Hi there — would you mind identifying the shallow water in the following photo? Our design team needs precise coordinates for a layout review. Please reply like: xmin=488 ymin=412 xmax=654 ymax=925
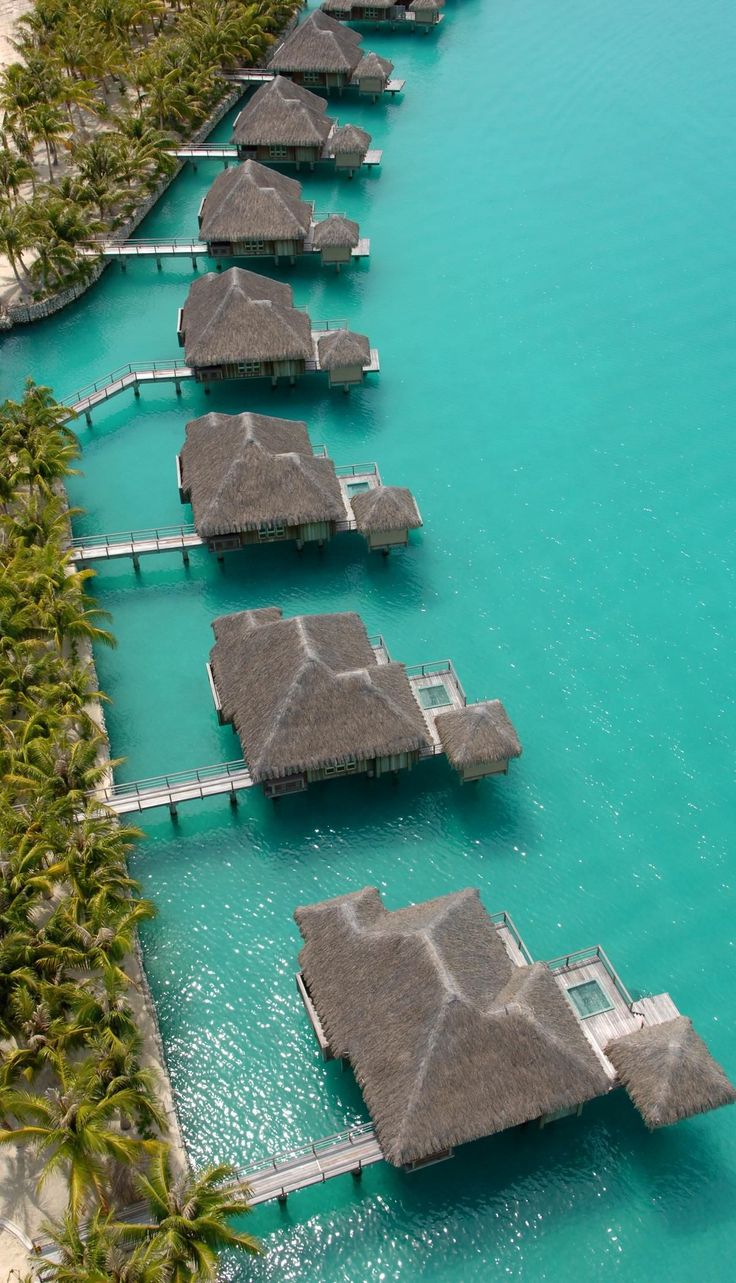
xmin=2 ymin=0 xmax=735 ymax=1278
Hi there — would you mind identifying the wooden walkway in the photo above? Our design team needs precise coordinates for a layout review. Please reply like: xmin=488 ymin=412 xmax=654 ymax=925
xmin=62 ymin=361 xmax=194 ymax=421
xmin=93 ymin=759 xmax=254 ymax=816
xmin=168 ymin=144 xmax=382 ymax=168
xmin=234 ymin=1123 xmax=384 ymax=1206
xmin=70 ymin=524 xmax=203 ymax=566
xmin=61 ymin=340 xmax=378 ymax=424
xmin=222 ymin=69 xmax=405 ymax=95
xmin=81 ymin=234 xmax=370 ymax=264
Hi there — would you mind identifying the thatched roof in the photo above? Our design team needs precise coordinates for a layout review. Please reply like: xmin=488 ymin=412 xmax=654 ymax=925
xmin=323 ymin=0 xmax=394 ymax=9
xmin=210 ymin=610 xmax=431 ymax=781
xmin=605 ymin=1018 xmax=736 ymax=1129
xmin=318 ymin=329 xmax=370 ymax=370
xmin=269 ymin=11 xmax=362 ymax=74
xmin=295 ymin=886 xmax=610 ymax=1166
xmin=353 ymin=52 xmax=393 ymax=82
xmin=181 ymin=268 xmax=312 ymax=367
xmin=330 ymin=123 xmax=371 ymax=156
xmin=435 ymin=701 xmax=522 ymax=768
xmin=409 ymin=0 xmax=443 ymax=10
xmin=199 ymin=162 xmax=311 ymax=242
xmin=350 ymin=486 xmax=422 ymax=534
xmin=179 ymin=412 xmax=345 ymax=538
xmin=233 ymin=77 xmax=333 ymax=148
xmin=310 ymin=214 xmax=360 ymax=249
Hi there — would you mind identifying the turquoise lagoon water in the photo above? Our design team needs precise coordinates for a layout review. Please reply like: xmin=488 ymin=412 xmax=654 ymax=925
xmin=2 ymin=0 xmax=736 ymax=1277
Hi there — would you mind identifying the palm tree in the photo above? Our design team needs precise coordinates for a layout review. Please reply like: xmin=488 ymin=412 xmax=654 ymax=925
xmin=25 ymin=102 xmax=70 ymax=179
xmin=115 ymin=1150 xmax=261 ymax=1279
xmin=0 ymin=145 xmax=33 ymax=203
xmin=0 ymin=1060 xmax=160 ymax=1216
xmin=0 ymin=201 xmax=32 ymax=290
xmin=36 ymin=1209 xmax=172 ymax=1283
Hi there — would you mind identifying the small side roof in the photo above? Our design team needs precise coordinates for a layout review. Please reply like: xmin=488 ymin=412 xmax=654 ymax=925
xmin=180 ymin=411 xmax=345 ymax=537
xmin=350 ymin=486 xmax=422 ymax=533
xmin=435 ymin=701 xmax=522 ymax=769
xmin=606 ymin=1017 xmax=736 ymax=1128
xmin=310 ymin=214 xmax=360 ymax=249
xmin=330 ymin=123 xmax=371 ymax=155
xmin=353 ymin=52 xmax=394 ymax=81
xmin=318 ymin=329 xmax=370 ymax=369
xmin=268 ymin=11 xmax=363 ymax=74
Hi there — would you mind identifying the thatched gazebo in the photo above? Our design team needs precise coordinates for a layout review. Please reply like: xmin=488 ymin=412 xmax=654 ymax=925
xmin=352 ymin=52 xmax=394 ymax=97
xmin=232 ymin=77 xmax=334 ymax=166
xmin=178 ymin=267 xmax=312 ymax=383
xmin=294 ymin=886 xmax=610 ymax=1167
xmin=178 ymin=412 xmax=346 ymax=552
xmin=329 ymin=123 xmax=371 ymax=171
xmin=350 ymin=485 xmax=422 ymax=551
xmin=435 ymin=700 xmax=522 ymax=781
xmin=208 ymin=610 xmax=432 ymax=797
xmin=267 ymin=11 xmax=364 ymax=90
xmin=408 ymin=0 xmax=444 ymax=26
xmin=198 ymin=162 xmax=312 ymax=259
xmin=310 ymin=214 xmax=360 ymax=265
xmin=605 ymin=1018 xmax=736 ymax=1129
xmin=317 ymin=328 xmax=371 ymax=387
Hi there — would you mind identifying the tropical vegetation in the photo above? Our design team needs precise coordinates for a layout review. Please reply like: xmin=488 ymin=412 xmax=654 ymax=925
xmin=0 ymin=381 xmax=260 ymax=1279
xmin=0 ymin=0 xmax=302 ymax=303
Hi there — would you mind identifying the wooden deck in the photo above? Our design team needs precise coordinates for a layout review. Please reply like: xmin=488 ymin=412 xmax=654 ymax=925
xmin=406 ymin=661 xmax=467 ymax=747
xmin=548 ymin=950 xmax=681 ymax=1078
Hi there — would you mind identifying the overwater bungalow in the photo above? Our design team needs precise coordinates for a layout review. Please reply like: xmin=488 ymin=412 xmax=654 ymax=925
xmin=267 ymin=10 xmax=399 ymax=99
xmin=197 ymin=162 xmax=367 ymax=265
xmin=206 ymin=608 xmax=520 ymax=798
xmin=177 ymin=410 xmax=422 ymax=554
xmin=177 ymin=267 xmax=378 ymax=387
xmin=294 ymin=887 xmax=736 ymax=1168
xmin=320 ymin=0 xmax=444 ymax=31
xmin=232 ymin=77 xmax=377 ymax=173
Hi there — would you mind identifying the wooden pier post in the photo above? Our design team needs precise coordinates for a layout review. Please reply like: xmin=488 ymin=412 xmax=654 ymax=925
xmin=156 ymin=257 xmax=162 ymax=271
xmin=182 ymin=548 xmax=190 ymax=566
xmin=132 ymin=552 xmax=141 ymax=573
xmin=85 ymin=410 xmax=92 ymax=425
xmin=168 ymin=800 xmax=178 ymax=818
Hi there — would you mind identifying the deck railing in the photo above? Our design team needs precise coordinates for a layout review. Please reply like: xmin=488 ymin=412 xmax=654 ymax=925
xmin=62 ymin=359 xmax=190 ymax=407
xmin=233 ymin=1121 xmax=377 ymax=1183
xmin=368 ymin=632 xmax=386 ymax=652
xmin=94 ymin=758 xmax=250 ymax=805
xmin=491 ymin=910 xmax=534 ymax=964
xmin=335 ymin=462 xmax=379 ymax=478
xmin=101 ymin=236 xmax=207 ymax=252
xmin=71 ymin=522 xmax=198 ymax=551
xmin=545 ymin=945 xmax=636 ymax=1009
xmin=311 ymin=318 xmax=348 ymax=332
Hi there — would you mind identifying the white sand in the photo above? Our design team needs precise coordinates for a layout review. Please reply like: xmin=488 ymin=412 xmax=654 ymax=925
xmin=0 ymin=0 xmax=30 ymax=68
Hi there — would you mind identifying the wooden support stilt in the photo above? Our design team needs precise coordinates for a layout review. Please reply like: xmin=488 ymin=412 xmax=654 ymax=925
xmin=133 ymin=383 xmax=140 ymax=398
xmin=182 ymin=548 xmax=190 ymax=566
xmin=85 ymin=410 xmax=92 ymax=425
xmin=132 ymin=552 xmax=141 ymax=572
xmin=169 ymin=800 xmax=178 ymax=818
xmin=229 ymin=788 xmax=238 ymax=808
xmin=156 ymin=257 xmax=162 ymax=271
